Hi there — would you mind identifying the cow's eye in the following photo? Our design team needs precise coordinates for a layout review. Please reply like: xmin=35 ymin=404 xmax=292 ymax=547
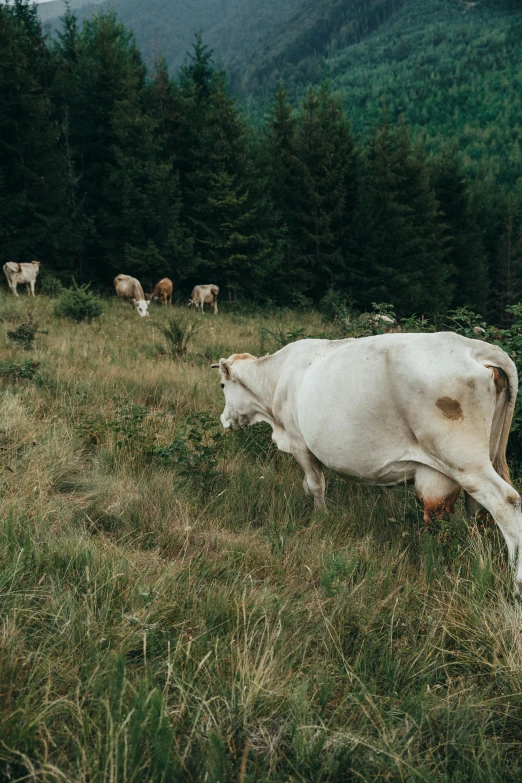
xmin=221 ymin=383 xmax=225 ymax=389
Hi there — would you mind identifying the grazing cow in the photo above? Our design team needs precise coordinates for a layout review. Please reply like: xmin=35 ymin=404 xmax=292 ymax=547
xmin=358 ymin=312 xmax=399 ymax=333
xmin=188 ymin=284 xmax=219 ymax=315
xmin=213 ymin=333 xmax=522 ymax=590
xmin=3 ymin=261 xmax=40 ymax=297
xmin=114 ymin=274 xmax=149 ymax=317
xmin=148 ymin=277 xmax=173 ymax=306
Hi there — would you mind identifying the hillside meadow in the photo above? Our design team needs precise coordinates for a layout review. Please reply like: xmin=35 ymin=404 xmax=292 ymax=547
xmin=2 ymin=294 xmax=522 ymax=781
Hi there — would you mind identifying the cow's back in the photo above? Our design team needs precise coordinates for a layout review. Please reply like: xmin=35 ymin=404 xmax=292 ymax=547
xmin=115 ymin=274 xmax=144 ymax=301
xmin=294 ymin=332 xmax=509 ymax=481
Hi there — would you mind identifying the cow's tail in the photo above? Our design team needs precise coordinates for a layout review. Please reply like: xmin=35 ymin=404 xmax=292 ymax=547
xmin=488 ymin=357 xmax=518 ymax=486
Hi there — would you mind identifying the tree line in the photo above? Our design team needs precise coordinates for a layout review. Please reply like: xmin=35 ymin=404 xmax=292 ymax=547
xmin=1 ymin=0 xmax=522 ymax=320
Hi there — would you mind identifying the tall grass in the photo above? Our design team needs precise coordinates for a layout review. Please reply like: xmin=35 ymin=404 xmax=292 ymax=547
xmin=1 ymin=293 xmax=522 ymax=781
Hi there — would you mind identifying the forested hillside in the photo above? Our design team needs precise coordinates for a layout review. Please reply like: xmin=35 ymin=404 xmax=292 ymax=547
xmin=234 ymin=0 xmax=522 ymax=183
xmin=40 ymin=0 xmax=307 ymax=71
xmin=41 ymin=0 xmax=522 ymax=183
xmin=3 ymin=0 xmax=522 ymax=323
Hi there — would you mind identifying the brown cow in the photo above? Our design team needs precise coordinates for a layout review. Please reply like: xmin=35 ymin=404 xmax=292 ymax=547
xmin=148 ymin=277 xmax=173 ymax=306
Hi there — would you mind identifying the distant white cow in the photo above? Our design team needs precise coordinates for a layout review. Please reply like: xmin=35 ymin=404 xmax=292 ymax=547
xmin=114 ymin=274 xmax=149 ymax=317
xmin=358 ymin=312 xmax=399 ymax=333
xmin=3 ymin=261 xmax=40 ymax=297
xmin=188 ymin=284 xmax=219 ymax=315
xmin=213 ymin=332 xmax=522 ymax=590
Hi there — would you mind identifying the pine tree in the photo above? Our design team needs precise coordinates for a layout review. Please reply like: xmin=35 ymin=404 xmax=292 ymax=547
xmin=0 ymin=1 xmax=74 ymax=272
xmin=431 ymin=148 xmax=489 ymax=313
xmin=101 ymin=97 xmax=187 ymax=285
xmin=263 ymin=82 xmax=359 ymax=302
xmin=176 ymin=36 xmax=272 ymax=299
xmin=292 ymin=83 xmax=359 ymax=299
xmin=54 ymin=11 xmax=149 ymax=284
xmin=262 ymin=82 xmax=305 ymax=302
xmin=488 ymin=185 xmax=522 ymax=325
xmin=352 ymin=119 xmax=450 ymax=316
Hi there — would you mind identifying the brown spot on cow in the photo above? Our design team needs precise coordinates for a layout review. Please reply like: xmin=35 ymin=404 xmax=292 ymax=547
xmin=436 ymin=397 xmax=463 ymax=421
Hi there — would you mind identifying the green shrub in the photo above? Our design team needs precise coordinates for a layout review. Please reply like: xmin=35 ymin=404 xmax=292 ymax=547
xmin=106 ymin=401 xmax=150 ymax=450
xmin=54 ymin=281 xmax=103 ymax=323
xmin=158 ymin=316 xmax=199 ymax=357
xmin=319 ymin=287 xmax=350 ymax=324
xmin=39 ymin=272 xmax=63 ymax=297
xmin=153 ymin=411 xmax=224 ymax=482
xmin=0 ymin=358 xmax=40 ymax=380
xmin=7 ymin=313 xmax=47 ymax=350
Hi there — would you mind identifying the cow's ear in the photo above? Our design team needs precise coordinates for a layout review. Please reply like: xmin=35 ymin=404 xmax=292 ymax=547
xmin=219 ymin=358 xmax=233 ymax=380
xmin=210 ymin=362 xmax=219 ymax=369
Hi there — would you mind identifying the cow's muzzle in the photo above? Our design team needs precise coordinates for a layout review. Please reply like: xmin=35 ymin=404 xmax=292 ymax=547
xmin=220 ymin=412 xmax=245 ymax=431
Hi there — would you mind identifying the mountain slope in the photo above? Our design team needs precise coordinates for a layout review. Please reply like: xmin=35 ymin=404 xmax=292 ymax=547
xmin=231 ymin=0 xmax=405 ymax=94
xmin=233 ymin=0 xmax=522 ymax=182
xmin=40 ymin=0 xmax=307 ymax=71
xmin=41 ymin=0 xmax=522 ymax=181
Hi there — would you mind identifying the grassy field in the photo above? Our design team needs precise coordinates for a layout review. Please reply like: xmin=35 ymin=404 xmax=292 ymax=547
xmin=2 ymin=292 xmax=522 ymax=782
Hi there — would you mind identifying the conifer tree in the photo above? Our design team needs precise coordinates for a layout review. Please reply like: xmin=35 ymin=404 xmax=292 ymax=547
xmin=262 ymin=82 xmax=305 ymax=302
xmin=0 ymin=1 xmax=74 ymax=271
xmin=292 ymin=84 xmax=358 ymax=299
xmin=488 ymin=185 xmax=522 ymax=324
xmin=102 ymin=96 xmax=187 ymax=285
xmin=431 ymin=149 xmax=489 ymax=313
xmin=53 ymin=10 xmax=186 ymax=285
xmin=352 ymin=120 xmax=450 ymax=315
xmin=176 ymin=36 xmax=271 ymax=299
xmin=263 ymin=82 xmax=359 ymax=302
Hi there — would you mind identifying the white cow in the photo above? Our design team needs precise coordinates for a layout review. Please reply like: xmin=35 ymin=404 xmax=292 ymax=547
xmin=213 ymin=333 xmax=522 ymax=589
xmin=188 ymin=284 xmax=219 ymax=314
xmin=358 ymin=312 xmax=399 ymax=332
xmin=114 ymin=274 xmax=149 ymax=317
xmin=3 ymin=261 xmax=40 ymax=296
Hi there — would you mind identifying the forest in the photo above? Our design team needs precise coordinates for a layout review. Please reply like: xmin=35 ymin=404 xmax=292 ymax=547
xmin=2 ymin=0 xmax=522 ymax=321
xmin=40 ymin=0 xmax=306 ymax=73
xmin=235 ymin=0 xmax=522 ymax=185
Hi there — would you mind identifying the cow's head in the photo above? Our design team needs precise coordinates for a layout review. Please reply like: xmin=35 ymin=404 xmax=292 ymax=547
xmin=212 ymin=353 xmax=259 ymax=430
xmin=135 ymin=299 xmax=150 ymax=317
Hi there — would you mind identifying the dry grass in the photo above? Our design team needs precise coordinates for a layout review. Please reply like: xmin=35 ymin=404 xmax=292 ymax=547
xmin=1 ymin=292 xmax=522 ymax=781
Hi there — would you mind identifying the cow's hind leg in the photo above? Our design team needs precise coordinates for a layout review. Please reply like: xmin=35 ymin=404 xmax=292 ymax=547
xmin=458 ymin=465 xmax=522 ymax=590
xmin=415 ymin=465 xmax=461 ymax=525
xmin=293 ymin=447 xmax=325 ymax=511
